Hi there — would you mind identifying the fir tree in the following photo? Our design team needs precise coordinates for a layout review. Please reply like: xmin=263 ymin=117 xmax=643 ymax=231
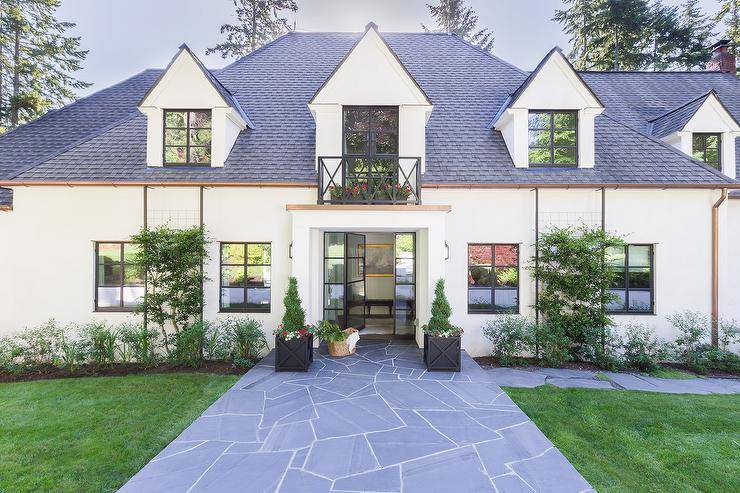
xmin=422 ymin=0 xmax=495 ymax=52
xmin=207 ymin=0 xmax=298 ymax=59
xmin=715 ymin=0 xmax=740 ymax=71
xmin=0 ymin=0 xmax=89 ymax=129
xmin=281 ymin=277 xmax=306 ymax=332
xmin=675 ymin=0 xmax=715 ymax=70
xmin=553 ymin=0 xmax=597 ymax=69
xmin=648 ymin=1 xmax=684 ymax=71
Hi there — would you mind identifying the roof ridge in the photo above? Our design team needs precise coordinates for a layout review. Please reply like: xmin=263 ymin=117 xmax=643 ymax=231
xmin=220 ymin=32 xmax=299 ymax=72
xmin=647 ymin=91 xmax=713 ymax=123
xmin=8 ymin=111 xmax=142 ymax=181
xmin=0 ymin=69 xmax=158 ymax=139
xmin=600 ymin=113 xmax=736 ymax=184
xmin=444 ymin=33 xmax=527 ymax=75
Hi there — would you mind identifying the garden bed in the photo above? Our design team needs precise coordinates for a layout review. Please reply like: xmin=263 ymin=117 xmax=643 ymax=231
xmin=0 ymin=360 xmax=247 ymax=384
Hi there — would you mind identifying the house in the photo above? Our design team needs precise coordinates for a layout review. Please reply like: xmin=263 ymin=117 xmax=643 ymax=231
xmin=0 ymin=24 xmax=738 ymax=356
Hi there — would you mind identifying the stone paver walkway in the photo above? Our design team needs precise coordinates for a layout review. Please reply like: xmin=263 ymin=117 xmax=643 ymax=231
xmin=486 ymin=366 xmax=740 ymax=394
xmin=120 ymin=340 xmax=593 ymax=493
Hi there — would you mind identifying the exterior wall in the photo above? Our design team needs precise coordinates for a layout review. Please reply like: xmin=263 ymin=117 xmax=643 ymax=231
xmin=0 ymin=185 xmax=733 ymax=358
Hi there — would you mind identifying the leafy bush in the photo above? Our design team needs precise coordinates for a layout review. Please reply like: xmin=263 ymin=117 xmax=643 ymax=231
xmin=531 ymin=322 xmax=572 ymax=367
xmin=688 ymin=345 xmax=740 ymax=374
xmin=118 ymin=323 xmax=160 ymax=366
xmin=0 ymin=336 xmax=23 ymax=372
xmin=220 ymin=318 xmax=268 ymax=367
xmin=482 ymin=316 xmax=530 ymax=366
xmin=717 ymin=318 xmax=740 ymax=351
xmin=171 ymin=320 xmax=208 ymax=368
xmin=667 ymin=311 xmax=708 ymax=363
xmin=423 ymin=279 xmax=462 ymax=337
xmin=81 ymin=322 xmax=118 ymax=367
xmin=530 ymin=226 xmax=624 ymax=361
xmin=16 ymin=319 xmax=64 ymax=366
xmin=620 ymin=324 xmax=669 ymax=372
xmin=582 ymin=324 xmax=623 ymax=371
xmin=59 ymin=331 xmax=87 ymax=371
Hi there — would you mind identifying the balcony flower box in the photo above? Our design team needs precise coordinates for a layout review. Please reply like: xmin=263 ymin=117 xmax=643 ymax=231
xmin=275 ymin=331 xmax=314 ymax=372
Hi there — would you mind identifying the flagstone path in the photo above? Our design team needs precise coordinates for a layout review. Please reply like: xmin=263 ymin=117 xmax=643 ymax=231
xmin=120 ymin=340 xmax=593 ymax=493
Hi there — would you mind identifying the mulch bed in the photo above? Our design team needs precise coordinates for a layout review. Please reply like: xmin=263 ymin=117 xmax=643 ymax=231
xmin=0 ymin=361 xmax=247 ymax=384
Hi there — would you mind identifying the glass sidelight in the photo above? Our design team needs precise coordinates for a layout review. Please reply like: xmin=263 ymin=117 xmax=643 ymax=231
xmin=394 ymin=233 xmax=416 ymax=337
xmin=323 ymin=232 xmax=366 ymax=329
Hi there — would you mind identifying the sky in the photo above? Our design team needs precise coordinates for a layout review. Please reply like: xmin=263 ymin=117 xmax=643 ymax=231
xmin=57 ymin=0 xmax=723 ymax=97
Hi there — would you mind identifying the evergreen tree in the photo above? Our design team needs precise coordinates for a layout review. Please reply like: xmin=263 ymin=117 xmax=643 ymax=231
xmin=553 ymin=0 xmax=597 ymax=69
xmin=281 ymin=277 xmax=306 ymax=332
xmin=422 ymin=0 xmax=495 ymax=52
xmin=425 ymin=279 xmax=461 ymax=336
xmin=207 ymin=0 xmax=298 ymax=59
xmin=0 ymin=0 xmax=89 ymax=129
xmin=675 ymin=0 xmax=715 ymax=70
xmin=591 ymin=0 xmax=654 ymax=70
xmin=715 ymin=0 xmax=740 ymax=69
xmin=648 ymin=1 xmax=684 ymax=71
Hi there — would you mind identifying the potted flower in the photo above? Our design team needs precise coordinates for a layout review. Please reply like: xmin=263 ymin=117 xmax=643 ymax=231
xmin=423 ymin=279 xmax=463 ymax=371
xmin=315 ymin=320 xmax=359 ymax=357
xmin=274 ymin=277 xmax=314 ymax=371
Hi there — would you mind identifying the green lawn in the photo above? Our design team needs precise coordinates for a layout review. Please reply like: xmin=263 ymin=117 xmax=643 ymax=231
xmin=0 ymin=373 xmax=238 ymax=493
xmin=506 ymin=386 xmax=740 ymax=493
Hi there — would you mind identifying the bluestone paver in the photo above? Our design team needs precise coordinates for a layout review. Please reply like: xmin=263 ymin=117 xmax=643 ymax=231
xmin=119 ymin=341 xmax=592 ymax=492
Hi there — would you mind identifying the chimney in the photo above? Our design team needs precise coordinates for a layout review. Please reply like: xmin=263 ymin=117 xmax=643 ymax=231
xmin=707 ymin=39 xmax=736 ymax=74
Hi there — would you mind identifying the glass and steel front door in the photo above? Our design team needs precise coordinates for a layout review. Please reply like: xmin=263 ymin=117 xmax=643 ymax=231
xmin=393 ymin=232 xmax=415 ymax=337
xmin=323 ymin=232 xmax=366 ymax=330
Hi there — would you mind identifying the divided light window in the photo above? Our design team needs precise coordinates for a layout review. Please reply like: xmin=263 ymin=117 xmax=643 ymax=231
xmin=343 ymin=106 xmax=399 ymax=157
xmin=528 ymin=111 xmax=578 ymax=167
xmin=163 ymin=110 xmax=212 ymax=165
xmin=95 ymin=242 xmax=144 ymax=311
xmin=468 ymin=244 xmax=519 ymax=314
xmin=692 ymin=133 xmax=721 ymax=170
xmin=606 ymin=244 xmax=654 ymax=314
xmin=220 ymin=242 xmax=271 ymax=312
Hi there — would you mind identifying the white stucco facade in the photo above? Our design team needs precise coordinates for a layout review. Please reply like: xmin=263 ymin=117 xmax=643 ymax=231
xmin=1 ymin=184 xmax=736 ymax=356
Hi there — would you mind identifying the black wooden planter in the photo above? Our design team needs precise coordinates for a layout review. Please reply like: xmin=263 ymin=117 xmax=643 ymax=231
xmin=275 ymin=334 xmax=314 ymax=372
xmin=424 ymin=333 xmax=461 ymax=372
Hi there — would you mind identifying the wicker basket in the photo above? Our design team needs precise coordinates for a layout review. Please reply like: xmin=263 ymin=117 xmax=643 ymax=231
xmin=327 ymin=328 xmax=359 ymax=357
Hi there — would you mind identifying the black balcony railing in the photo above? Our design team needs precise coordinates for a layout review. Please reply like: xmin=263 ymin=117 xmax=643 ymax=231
xmin=318 ymin=156 xmax=421 ymax=205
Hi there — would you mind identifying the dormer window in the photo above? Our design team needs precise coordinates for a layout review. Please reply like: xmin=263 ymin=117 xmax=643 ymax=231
xmin=528 ymin=111 xmax=578 ymax=167
xmin=691 ymin=133 xmax=721 ymax=170
xmin=343 ymin=106 xmax=399 ymax=157
xmin=164 ymin=110 xmax=212 ymax=165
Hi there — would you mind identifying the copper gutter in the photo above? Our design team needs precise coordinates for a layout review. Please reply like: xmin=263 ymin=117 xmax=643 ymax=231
xmin=423 ymin=183 xmax=740 ymax=190
xmin=711 ymin=188 xmax=728 ymax=347
xmin=0 ymin=181 xmax=315 ymax=187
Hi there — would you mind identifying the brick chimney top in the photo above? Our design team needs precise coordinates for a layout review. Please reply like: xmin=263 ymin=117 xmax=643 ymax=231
xmin=707 ymin=39 xmax=736 ymax=74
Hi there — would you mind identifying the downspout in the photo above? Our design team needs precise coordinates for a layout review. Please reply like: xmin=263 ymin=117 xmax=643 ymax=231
xmin=534 ymin=188 xmax=539 ymax=359
xmin=711 ymin=188 xmax=727 ymax=347
xmin=199 ymin=186 xmax=205 ymax=323
xmin=143 ymin=186 xmax=148 ymax=330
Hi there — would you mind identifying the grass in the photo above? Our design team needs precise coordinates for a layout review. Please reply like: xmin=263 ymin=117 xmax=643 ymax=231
xmin=505 ymin=386 xmax=740 ymax=493
xmin=647 ymin=366 xmax=698 ymax=379
xmin=0 ymin=373 xmax=239 ymax=493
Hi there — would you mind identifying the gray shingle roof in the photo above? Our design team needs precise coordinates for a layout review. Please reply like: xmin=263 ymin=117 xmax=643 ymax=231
xmin=648 ymin=92 xmax=712 ymax=139
xmin=1 ymin=31 xmax=739 ymax=189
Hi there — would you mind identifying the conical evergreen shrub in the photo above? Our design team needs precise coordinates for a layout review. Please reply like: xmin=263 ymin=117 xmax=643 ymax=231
xmin=424 ymin=279 xmax=461 ymax=336
xmin=281 ymin=277 xmax=306 ymax=332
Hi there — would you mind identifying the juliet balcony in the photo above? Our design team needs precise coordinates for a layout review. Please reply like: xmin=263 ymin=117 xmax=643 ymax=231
xmin=318 ymin=156 xmax=422 ymax=205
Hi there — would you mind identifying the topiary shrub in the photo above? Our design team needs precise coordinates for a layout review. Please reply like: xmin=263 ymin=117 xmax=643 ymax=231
xmin=423 ymin=279 xmax=462 ymax=337
xmin=276 ymin=277 xmax=312 ymax=340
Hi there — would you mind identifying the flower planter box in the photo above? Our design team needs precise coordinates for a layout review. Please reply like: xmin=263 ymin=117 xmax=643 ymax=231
xmin=424 ymin=332 xmax=461 ymax=372
xmin=275 ymin=334 xmax=314 ymax=372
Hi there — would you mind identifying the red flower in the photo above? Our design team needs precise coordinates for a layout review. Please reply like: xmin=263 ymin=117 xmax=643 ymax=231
xmin=282 ymin=331 xmax=288 ymax=337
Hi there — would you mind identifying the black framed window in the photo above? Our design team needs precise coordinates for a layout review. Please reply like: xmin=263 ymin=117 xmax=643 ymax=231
xmin=528 ymin=111 xmax=578 ymax=166
xmin=692 ymin=133 xmax=721 ymax=170
xmin=606 ymin=244 xmax=654 ymax=314
xmin=95 ymin=242 xmax=144 ymax=311
xmin=343 ymin=106 xmax=399 ymax=157
xmin=468 ymin=244 xmax=519 ymax=313
xmin=163 ymin=110 xmax=212 ymax=165
xmin=220 ymin=242 xmax=271 ymax=312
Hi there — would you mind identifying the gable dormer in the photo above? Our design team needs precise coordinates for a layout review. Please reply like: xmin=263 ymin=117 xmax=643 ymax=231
xmin=138 ymin=44 xmax=253 ymax=168
xmin=492 ymin=48 xmax=604 ymax=169
xmin=651 ymin=91 xmax=740 ymax=179
xmin=307 ymin=23 xmax=433 ymax=172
